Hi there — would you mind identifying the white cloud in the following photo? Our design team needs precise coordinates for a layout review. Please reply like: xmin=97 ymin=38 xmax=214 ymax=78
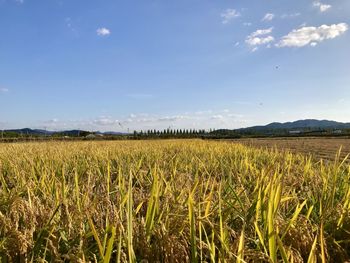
xmin=243 ymin=22 xmax=252 ymax=26
xmin=276 ymin=23 xmax=348 ymax=47
xmin=246 ymin=27 xmax=274 ymax=47
xmin=96 ymin=27 xmax=111 ymax=36
xmin=0 ymin=88 xmax=9 ymax=93
xmin=228 ymin=113 xmax=244 ymax=118
xmin=195 ymin=110 xmax=213 ymax=115
xmin=93 ymin=116 xmax=118 ymax=126
xmin=250 ymin=27 xmax=273 ymax=37
xmin=157 ymin=115 xmax=188 ymax=122
xmin=211 ymin=115 xmax=224 ymax=120
xmin=281 ymin=13 xmax=301 ymax=19
xmin=248 ymin=36 xmax=274 ymax=45
xmin=313 ymin=1 xmax=331 ymax=12
xmin=262 ymin=13 xmax=275 ymax=21
xmin=118 ymin=114 xmax=189 ymax=124
xmin=221 ymin=9 xmax=240 ymax=24
xmin=16 ymin=109 xmax=248 ymax=132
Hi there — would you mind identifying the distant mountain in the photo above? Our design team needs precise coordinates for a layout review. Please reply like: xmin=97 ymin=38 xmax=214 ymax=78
xmin=2 ymin=128 xmax=129 ymax=137
xmin=3 ymin=119 xmax=350 ymax=139
xmin=5 ymin=128 xmax=54 ymax=135
xmin=239 ymin=119 xmax=350 ymax=131
xmin=2 ymin=128 xmax=90 ymax=137
xmin=210 ymin=119 xmax=350 ymax=138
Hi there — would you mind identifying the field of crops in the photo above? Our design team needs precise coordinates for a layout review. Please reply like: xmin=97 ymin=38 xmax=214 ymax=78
xmin=232 ymin=137 xmax=350 ymax=162
xmin=1 ymin=140 xmax=350 ymax=262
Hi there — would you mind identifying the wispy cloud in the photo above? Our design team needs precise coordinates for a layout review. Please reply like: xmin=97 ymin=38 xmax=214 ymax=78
xmin=221 ymin=9 xmax=240 ymax=24
xmin=313 ymin=1 xmax=331 ymax=12
xmin=281 ymin=13 xmax=301 ymax=19
xmin=227 ymin=113 xmax=244 ymax=118
xmin=211 ymin=115 xmax=224 ymax=120
xmin=93 ymin=116 xmax=118 ymax=126
xmin=250 ymin=28 xmax=273 ymax=37
xmin=65 ymin=18 xmax=72 ymax=28
xmin=262 ymin=13 xmax=274 ymax=22
xmin=195 ymin=110 xmax=213 ymax=115
xmin=96 ymin=27 xmax=111 ymax=36
xmin=0 ymin=88 xmax=9 ymax=93
xmin=32 ymin=110 xmax=248 ymax=131
xmin=276 ymin=23 xmax=348 ymax=47
xmin=246 ymin=27 xmax=274 ymax=50
xmin=157 ymin=115 xmax=188 ymax=122
xmin=243 ymin=22 xmax=252 ymax=26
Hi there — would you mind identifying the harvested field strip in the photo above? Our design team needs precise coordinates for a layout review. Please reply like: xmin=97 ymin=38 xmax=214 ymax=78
xmin=233 ymin=137 xmax=350 ymax=163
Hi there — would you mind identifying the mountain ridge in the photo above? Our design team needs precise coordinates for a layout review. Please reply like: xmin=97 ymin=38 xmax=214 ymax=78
xmin=1 ymin=128 xmax=130 ymax=136
xmin=237 ymin=119 xmax=350 ymax=131
xmin=2 ymin=119 xmax=350 ymax=137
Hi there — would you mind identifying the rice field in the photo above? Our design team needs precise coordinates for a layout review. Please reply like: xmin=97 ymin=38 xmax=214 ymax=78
xmin=0 ymin=140 xmax=350 ymax=262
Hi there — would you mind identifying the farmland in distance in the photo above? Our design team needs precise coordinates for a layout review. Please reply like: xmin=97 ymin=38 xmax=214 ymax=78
xmin=232 ymin=137 xmax=350 ymax=162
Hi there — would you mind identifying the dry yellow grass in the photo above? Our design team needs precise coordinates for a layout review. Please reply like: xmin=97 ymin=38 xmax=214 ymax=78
xmin=0 ymin=140 xmax=350 ymax=262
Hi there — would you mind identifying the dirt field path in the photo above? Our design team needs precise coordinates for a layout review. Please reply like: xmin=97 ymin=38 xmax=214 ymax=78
xmin=231 ymin=137 xmax=350 ymax=162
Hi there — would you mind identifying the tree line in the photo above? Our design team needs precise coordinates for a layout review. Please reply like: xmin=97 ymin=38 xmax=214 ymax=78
xmin=133 ymin=129 xmax=209 ymax=138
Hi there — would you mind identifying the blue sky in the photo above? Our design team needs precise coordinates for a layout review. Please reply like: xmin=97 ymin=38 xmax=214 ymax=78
xmin=0 ymin=0 xmax=349 ymax=131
